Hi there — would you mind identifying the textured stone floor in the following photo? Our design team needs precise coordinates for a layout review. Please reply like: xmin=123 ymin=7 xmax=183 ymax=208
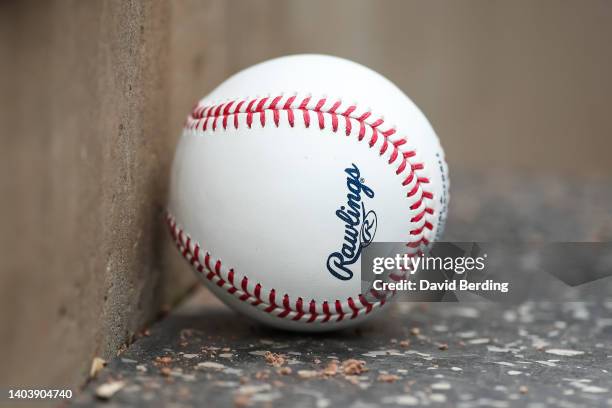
xmin=72 ymin=172 xmax=612 ymax=407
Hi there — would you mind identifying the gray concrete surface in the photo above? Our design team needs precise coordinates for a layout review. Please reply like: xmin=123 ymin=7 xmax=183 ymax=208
xmin=71 ymin=173 xmax=612 ymax=407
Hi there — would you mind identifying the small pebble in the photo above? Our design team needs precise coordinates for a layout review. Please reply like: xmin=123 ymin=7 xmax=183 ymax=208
xmin=545 ymin=349 xmax=585 ymax=357
xmin=90 ymin=357 xmax=106 ymax=378
xmin=196 ymin=361 xmax=225 ymax=370
xmin=297 ymin=370 xmax=319 ymax=379
xmin=95 ymin=381 xmax=125 ymax=400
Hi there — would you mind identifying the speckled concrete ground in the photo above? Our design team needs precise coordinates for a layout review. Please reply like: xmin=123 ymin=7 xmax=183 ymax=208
xmin=71 ymin=173 xmax=612 ymax=407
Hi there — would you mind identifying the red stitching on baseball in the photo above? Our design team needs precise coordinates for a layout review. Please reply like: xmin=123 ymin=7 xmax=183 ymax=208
xmin=168 ymin=94 xmax=438 ymax=323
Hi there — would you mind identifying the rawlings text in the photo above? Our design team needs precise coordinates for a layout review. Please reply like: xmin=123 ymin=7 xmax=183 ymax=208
xmin=327 ymin=164 xmax=378 ymax=280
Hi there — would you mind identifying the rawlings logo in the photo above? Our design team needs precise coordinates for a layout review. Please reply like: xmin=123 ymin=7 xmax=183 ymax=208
xmin=327 ymin=164 xmax=378 ymax=281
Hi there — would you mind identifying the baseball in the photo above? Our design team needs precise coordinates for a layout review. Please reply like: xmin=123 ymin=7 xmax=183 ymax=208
xmin=167 ymin=55 xmax=449 ymax=331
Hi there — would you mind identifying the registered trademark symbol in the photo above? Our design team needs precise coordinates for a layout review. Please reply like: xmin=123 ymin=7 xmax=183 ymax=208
xmin=360 ymin=177 xmax=365 ymax=183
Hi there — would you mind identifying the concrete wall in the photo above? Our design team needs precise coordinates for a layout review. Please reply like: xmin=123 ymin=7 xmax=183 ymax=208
xmin=1 ymin=0 xmax=611 ymax=390
xmin=0 ymin=0 xmax=225 ymax=388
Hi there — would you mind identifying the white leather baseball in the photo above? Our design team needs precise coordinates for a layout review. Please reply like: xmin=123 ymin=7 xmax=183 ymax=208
xmin=167 ymin=55 xmax=449 ymax=331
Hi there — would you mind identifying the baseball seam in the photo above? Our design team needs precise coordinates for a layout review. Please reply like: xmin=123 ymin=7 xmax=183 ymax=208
xmin=167 ymin=93 xmax=436 ymax=323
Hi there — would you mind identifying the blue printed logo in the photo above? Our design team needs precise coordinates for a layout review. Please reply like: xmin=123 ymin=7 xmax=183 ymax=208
xmin=327 ymin=164 xmax=378 ymax=281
